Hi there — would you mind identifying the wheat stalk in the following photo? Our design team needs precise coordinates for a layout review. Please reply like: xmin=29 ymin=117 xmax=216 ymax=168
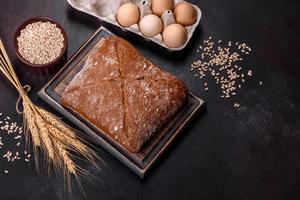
xmin=0 ymin=39 xmax=98 ymax=188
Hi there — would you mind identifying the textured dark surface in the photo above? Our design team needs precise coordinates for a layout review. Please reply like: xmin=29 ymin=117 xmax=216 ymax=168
xmin=0 ymin=0 xmax=299 ymax=200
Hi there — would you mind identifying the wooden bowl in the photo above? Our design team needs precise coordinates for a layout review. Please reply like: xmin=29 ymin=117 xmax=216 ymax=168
xmin=14 ymin=17 xmax=68 ymax=72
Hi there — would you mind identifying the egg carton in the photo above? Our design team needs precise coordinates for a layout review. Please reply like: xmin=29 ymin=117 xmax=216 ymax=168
xmin=66 ymin=0 xmax=202 ymax=51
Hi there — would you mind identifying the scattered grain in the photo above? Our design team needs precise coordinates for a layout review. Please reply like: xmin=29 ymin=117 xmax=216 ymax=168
xmin=0 ymin=113 xmax=32 ymax=174
xmin=190 ymin=36 xmax=254 ymax=99
xmin=234 ymin=103 xmax=240 ymax=108
xmin=248 ymin=70 xmax=253 ymax=77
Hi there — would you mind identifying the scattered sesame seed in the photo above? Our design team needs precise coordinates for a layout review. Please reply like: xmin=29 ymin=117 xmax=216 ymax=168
xmin=4 ymin=170 xmax=8 ymax=174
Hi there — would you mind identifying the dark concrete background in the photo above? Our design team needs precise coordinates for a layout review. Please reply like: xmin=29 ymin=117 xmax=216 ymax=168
xmin=0 ymin=0 xmax=299 ymax=199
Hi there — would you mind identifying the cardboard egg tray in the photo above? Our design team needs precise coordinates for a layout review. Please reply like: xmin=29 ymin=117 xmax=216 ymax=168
xmin=66 ymin=0 xmax=202 ymax=51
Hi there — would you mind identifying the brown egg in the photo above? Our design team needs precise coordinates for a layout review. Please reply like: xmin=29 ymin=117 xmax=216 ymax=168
xmin=152 ymin=0 xmax=174 ymax=17
xmin=163 ymin=23 xmax=187 ymax=48
xmin=139 ymin=14 xmax=163 ymax=37
xmin=174 ymin=2 xmax=197 ymax=26
xmin=117 ymin=3 xmax=140 ymax=27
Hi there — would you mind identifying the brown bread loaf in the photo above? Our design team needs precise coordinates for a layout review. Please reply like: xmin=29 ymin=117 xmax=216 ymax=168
xmin=61 ymin=36 xmax=187 ymax=152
